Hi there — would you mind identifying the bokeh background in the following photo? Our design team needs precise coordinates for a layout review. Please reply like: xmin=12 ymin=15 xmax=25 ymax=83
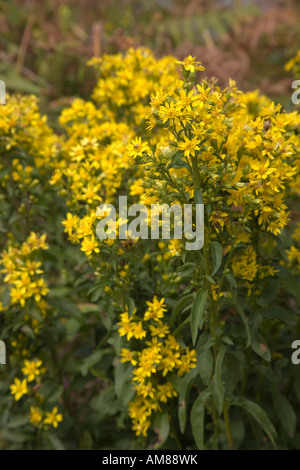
xmin=1 ymin=0 xmax=299 ymax=119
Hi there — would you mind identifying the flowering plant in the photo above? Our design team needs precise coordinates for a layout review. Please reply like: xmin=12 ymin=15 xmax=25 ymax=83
xmin=1 ymin=49 xmax=300 ymax=450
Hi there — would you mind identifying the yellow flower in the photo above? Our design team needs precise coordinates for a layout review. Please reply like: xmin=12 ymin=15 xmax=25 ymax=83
xmin=176 ymin=56 xmax=205 ymax=73
xmin=144 ymin=296 xmax=167 ymax=322
xmin=249 ymin=158 xmax=274 ymax=179
xmin=177 ymin=348 xmax=197 ymax=376
xmin=10 ymin=378 xmax=28 ymax=401
xmin=132 ymin=419 xmax=151 ymax=437
xmin=159 ymin=100 xmax=180 ymax=123
xmin=81 ymin=234 xmax=100 ymax=256
xmin=29 ymin=406 xmax=43 ymax=426
xmin=232 ymin=246 xmax=258 ymax=282
xmin=22 ymin=359 xmax=42 ymax=382
xmin=135 ymin=382 xmax=156 ymax=399
xmin=177 ymin=135 xmax=200 ymax=158
xmin=287 ymin=246 xmax=300 ymax=265
xmin=128 ymin=137 xmax=148 ymax=158
xmin=131 ymin=322 xmax=147 ymax=340
xmin=149 ymin=321 xmax=170 ymax=337
xmin=44 ymin=407 xmax=63 ymax=428
xmin=62 ymin=212 xmax=79 ymax=236
xmin=168 ymin=239 xmax=182 ymax=257
xmin=121 ymin=348 xmax=138 ymax=366
xmin=156 ymin=383 xmax=178 ymax=402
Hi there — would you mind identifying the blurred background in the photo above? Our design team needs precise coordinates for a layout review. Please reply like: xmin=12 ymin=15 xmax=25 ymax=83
xmin=0 ymin=0 xmax=299 ymax=117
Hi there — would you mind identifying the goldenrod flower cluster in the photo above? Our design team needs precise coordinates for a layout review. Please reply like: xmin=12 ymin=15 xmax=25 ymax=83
xmin=119 ymin=296 xmax=196 ymax=436
xmin=139 ymin=73 xmax=299 ymax=238
xmin=0 ymin=94 xmax=59 ymax=169
xmin=1 ymin=233 xmax=49 ymax=311
xmin=10 ymin=359 xmax=63 ymax=429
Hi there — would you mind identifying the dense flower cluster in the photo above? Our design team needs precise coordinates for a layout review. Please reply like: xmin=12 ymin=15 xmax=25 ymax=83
xmin=0 ymin=94 xmax=59 ymax=170
xmin=0 ymin=93 xmax=66 ymax=446
xmin=138 ymin=69 xmax=299 ymax=237
xmin=55 ymin=48 xmax=177 ymax=258
xmin=119 ymin=296 xmax=196 ymax=436
xmin=1 ymin=233 xmax=49 ymax=310
xmin=89 ymin=48 xmax=178 ymax=126
xmin=10 ymin=359 xmax=63 ymax=429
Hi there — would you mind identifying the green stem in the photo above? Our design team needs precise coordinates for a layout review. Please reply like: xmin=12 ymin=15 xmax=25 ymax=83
xmin=171 ymin=421 xmax=183 ymax=450
xmin=256 ymin=360 xmax=265 ymax=402
xmin=241 ymin=348 xmax=252 ymax=395
xmin=203 ymin=234 xmax=217 ymax=344
xmin=223 ymin=401 xmax=234 ymax=450
xmin=191 ymin=155 xmax=201 ymax=190
xmin=217 ymin=232 xmax=239 ymax=299
xmin=211 ymin=398 xmax=219 ymax=441
xmin=191 ymin=150 xmax=221 ymax=447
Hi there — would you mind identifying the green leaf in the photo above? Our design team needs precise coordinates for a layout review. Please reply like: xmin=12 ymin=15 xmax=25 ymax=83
xmin=114 ymin=361 xmax=134 ymax=406
xmin=1 ymin=429 xmax=33 ymax=444
xmin=191 ymin=388 xmax=211 ymax=450
xmin=178 ymin=262 xmax=196 ymax=277
xmin=170 ymin=367 xmax=198 ymax=434
xmin=264 ymin=306 xmax=295 ymax=326
xmin=126 ymin=297 xmax=136 ymax=317
xmin=272 ymin=391 xmax=296 ymax=437
xmin=225 ymin=272 xmax=237 ymax=289
xmin=211 ymin=344 xmax=226 ymax=415
xmin=170 ymin=293 xmax=194 ymax=325
xmin=153 ymin=409 xmax=170 ymax=448
xmin=196 ymin=331 xmax=214 ymax=351
xmin=6 ymin=415 xmax=29 ymax=428
xmin=293 ymin=368 xmax=300 ymax=402
xmin=48 ymin=385 xmax=64 ymax=403
xmin=250 ymin=330 xmax=271 ymax=362
xmin=230 ymin=412 xmax=245 ymax=449
xmin=220 ymin=299 xmax=251 ymax=347
xmin=232 ymin=397 xmax=277 ymax=449
xmin=257 ymin=278 xmax=279 ymax=307
xmin=20 ymin=325 xmax=35 ymax=339
xmin=289 ymin=433 xmax=300 ymax=450
xmin=0 ymin=219 xmax=7 ymax=233
xmin=278 ymin=265 xmax=300 ymax=303
xmin=80 ymin=349 xmax=111 ymax=376
xmin=211 ymin=241 xmax=222 ymax=276
xmin=204 ymin=274 xmax=216 ymax=284
xmin=1 ymin=68 xmax=41 ymax=94
xmin=191 ymin=289 xmax=208 ymax=345
xmin=45 ymin=433 xmax=65 ymax=450
xmin=89 ymin=287 xmax=104 ymax=302
xmin=197 ymin=347 xmax=213 ymax=386
xmin=224 ymin=353 xmax=242 ymax=396
xmin=166 ymin=150 xmax=184 ymax=170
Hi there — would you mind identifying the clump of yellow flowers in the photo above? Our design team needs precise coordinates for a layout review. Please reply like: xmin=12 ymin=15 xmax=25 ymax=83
xmin=10 ymin=359 xmax=63 ymax=429
xmin=119 ymin=296 xmax=196 ymax=436
xmin=1 ymin=233 xmax=49 ymax=309
xmin=0 ymin=91 xmax=65 ymax=446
